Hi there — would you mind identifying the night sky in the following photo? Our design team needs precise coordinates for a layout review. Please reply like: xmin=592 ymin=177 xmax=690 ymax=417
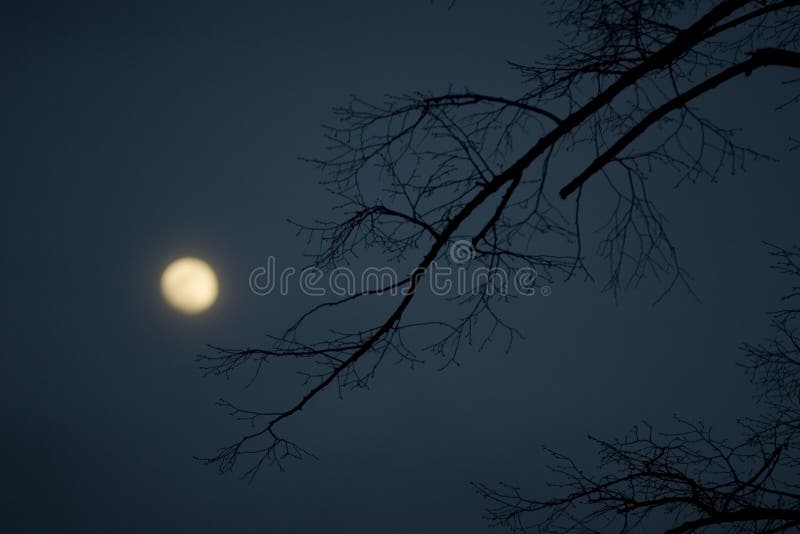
xmin=3 ymin=2 xmax=799 ymax=532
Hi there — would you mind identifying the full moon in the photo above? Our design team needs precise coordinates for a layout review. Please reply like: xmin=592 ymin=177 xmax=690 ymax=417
xmin=160 ymin=257 xmax=219 ymax=314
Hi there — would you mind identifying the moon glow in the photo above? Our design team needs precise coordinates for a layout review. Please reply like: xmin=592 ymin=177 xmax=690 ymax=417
xmin=160 ymin=257 xmax=219 ymax=314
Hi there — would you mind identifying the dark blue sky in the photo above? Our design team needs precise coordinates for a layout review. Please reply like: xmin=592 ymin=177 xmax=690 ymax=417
xmin=2 ymin=1 xmax=799 ymax=532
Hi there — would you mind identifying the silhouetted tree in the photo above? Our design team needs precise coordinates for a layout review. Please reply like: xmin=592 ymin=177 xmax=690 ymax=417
xmin=196 ymin=4 xmax=800 ymax=520
xmin=475 ymin=243 xmax=800 ymax=532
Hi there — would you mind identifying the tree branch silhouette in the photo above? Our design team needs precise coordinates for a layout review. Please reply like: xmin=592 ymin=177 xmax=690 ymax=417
xmin=476 ymin=244 xmax=800 ymax=532
xmin=197 ymin=0 xmax=800 ymax=492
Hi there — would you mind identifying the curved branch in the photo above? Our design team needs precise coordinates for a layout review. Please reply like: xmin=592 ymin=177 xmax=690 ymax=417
xmin=559 ymin=48 xmax=800 ymax=199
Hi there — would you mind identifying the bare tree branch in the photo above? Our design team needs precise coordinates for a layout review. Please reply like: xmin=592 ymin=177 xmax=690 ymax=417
xmin=198 ymin=1 xmax=800 ymax=494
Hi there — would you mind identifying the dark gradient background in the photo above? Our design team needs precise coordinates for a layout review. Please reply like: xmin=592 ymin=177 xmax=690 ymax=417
xmin=2 ymin=1 xmax=798 ymax=532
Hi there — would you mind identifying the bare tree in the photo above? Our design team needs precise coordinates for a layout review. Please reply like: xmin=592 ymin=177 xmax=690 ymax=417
xmin=475 ymin=244 xmax=800 ymax=532
xmin=196 ymin=0 xmax=800 ymax=490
